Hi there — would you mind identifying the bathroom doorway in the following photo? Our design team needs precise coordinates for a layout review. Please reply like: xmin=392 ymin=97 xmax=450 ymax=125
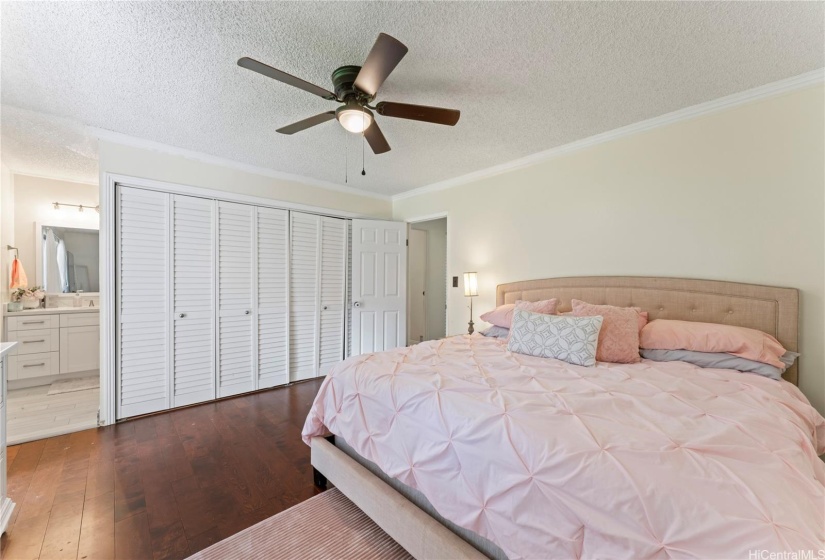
xmin=407 ymin=217 xmax=447 ymax=345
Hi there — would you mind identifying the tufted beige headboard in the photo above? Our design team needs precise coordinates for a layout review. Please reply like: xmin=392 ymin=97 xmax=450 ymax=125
xmin=496 ymin=276 xmax=799 ymax=385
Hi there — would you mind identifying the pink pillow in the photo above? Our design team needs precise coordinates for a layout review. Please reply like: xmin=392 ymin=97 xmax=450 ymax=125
xmin=640 ymin=319 xmax=786 ymax=369
xmin=571 ymin=300 xmax=641 ymax=364
xmin=479 ymin=299 xmax=558 ymax=328
xmin=562 ymin=310 xmax=648 ymax=332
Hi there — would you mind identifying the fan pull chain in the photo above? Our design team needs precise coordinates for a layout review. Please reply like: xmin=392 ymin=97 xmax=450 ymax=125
xmin=344 ymin=131 xmax=348 ymax=184
xmin=361 ymin=108 xmax=367 ymax=176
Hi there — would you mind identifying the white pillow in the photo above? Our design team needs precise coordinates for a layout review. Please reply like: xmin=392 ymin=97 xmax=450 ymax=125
xmin=507 ymin=308 xmax=603 ymax=367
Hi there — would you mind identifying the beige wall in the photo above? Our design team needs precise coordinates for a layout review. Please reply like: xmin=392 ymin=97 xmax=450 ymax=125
xmin=98 ymin=141 xmax=392 ymax=218
xmin=393 ymin=85 xmax=825 ymax=414
xmin=12 ymin=174 xmax=100 ymax=288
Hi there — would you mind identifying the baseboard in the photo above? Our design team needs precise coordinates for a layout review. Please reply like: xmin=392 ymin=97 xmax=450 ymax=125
xmin=0 ymin=497 xmax=16 ymax=535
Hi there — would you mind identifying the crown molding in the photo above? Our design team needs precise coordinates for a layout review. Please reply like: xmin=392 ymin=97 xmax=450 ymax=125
xmin=87 ymin=127 xmax=392 ymax=202
xmin=392 ymin=68 xmax=825 ymax=202
xmin=8 ymin=169 xmax=98 ymax=187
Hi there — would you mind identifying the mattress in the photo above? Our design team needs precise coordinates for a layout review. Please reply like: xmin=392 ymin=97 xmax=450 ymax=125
xmin=303 ymin=334 xmax=825 ymax=560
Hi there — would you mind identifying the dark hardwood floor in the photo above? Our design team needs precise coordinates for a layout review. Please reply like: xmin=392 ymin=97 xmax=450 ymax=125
xmin=1 ymin=378 xmax=326 ymax=560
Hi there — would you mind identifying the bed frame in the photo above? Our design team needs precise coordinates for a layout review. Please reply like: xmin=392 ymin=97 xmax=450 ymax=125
xmin=311 ymin=276 xmax=800 ymax=559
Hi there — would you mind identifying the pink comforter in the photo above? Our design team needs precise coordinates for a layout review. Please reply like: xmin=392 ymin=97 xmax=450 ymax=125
xmin=302 ymin=335 xmax=825 ymax=559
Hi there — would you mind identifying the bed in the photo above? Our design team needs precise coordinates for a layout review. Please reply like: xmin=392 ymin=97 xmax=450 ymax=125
xmin=302 ymin=277 xmax=825 ymax=559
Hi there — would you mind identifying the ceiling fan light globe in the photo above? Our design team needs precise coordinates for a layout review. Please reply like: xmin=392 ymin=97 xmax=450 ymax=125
xmin=336 ymin=106 xmax=373 ymax=134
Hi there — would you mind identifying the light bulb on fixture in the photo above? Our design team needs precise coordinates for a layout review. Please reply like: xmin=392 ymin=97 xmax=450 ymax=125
xmin=336 ymin=103 xmax=373 ymax=134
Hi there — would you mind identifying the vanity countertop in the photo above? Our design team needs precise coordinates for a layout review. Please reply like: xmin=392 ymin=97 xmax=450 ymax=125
xmin=0 ymin=342 xmax=17 ymax=359
xmin=4 ymin=307 xmax=99 ymax=316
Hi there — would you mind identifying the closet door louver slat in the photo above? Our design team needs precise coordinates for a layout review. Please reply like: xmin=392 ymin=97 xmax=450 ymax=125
xmin=172 ymin=195 xmax=215 ymax=407
xmin=217 ymin=202 xmax=255 ymax=397
xmin=118 ymin=187 xmax=169 ymax=418
xmin=319 ymin=217 xmax=347 ymax=376
xmin=289 ymin=212 xmax=320 ymax=381
xmin=257 ymin=207 xmax=289 ymax=388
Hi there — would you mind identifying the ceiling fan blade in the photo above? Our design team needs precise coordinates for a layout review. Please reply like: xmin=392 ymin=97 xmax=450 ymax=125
xmin=354 ymin=33 xmax=408 ymax=97
xmin=238 ymin=57 xmax=336 ymax=100
xmin=364 ymin=120 xmax=391 ymax=154
xmin=276 ymin=111 xmax=336 ymax=135
xmin=376 ymin=102 xmax=460 ymax=126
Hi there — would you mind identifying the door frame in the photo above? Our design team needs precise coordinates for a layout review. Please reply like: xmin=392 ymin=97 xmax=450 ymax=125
xmin=404 ymin=212 xmax=449 ymax=342
xmin=100 ymin=172 xmax=379 ymax=426
xmin=407 ymin=227 xmax=428 ymax=344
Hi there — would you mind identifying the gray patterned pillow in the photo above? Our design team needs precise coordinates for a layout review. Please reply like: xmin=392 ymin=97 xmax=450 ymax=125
xmin=507 ymin=308 xmax=603 ymax=367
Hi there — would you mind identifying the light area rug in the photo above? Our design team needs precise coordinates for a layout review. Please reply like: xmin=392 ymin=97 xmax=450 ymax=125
xmin=47 ymin=376 xmax=100 ymax=395
xmin=187 ymin=488 xmax=413 ymax=560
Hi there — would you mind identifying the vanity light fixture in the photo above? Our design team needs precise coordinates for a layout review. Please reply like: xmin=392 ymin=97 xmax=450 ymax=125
xmin=53 ymin=201 xmax=100 ymax=213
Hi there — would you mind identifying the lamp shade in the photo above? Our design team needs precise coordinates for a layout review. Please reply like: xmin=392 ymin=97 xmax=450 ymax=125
xmin=463 ymin=272 xmax=478 ymax=297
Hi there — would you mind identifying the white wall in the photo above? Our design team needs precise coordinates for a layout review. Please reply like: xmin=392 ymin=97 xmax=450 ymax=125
xmin=410 ymin=218 xmax=447 ymax=340
xmin=12 ymin=174 xmax=100 ymax=288
xmin=98 ymin=141 xmax=392 ymax=218
xmin=394 ymin=85 xmax=825 ymax=414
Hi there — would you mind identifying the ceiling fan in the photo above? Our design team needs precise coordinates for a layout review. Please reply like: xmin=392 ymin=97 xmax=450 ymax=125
xmin=238 ymin=33 xmax=460 ymax=155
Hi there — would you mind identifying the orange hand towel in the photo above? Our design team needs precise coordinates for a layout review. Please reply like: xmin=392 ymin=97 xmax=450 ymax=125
xmin=10 ymin=257 xmax=28 ymax=290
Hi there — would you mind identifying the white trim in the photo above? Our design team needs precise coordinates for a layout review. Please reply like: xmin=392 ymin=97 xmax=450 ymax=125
xmin=0 ymin=497 xmax=15 ymax=535
xmin=392 ymin=69 xmax=825 ymax=202
xmin=89 ymin=127 xmax=391 ymax=201
xmin=99 ymin=174 xmax=116 ymax=424
xmin=404 ymin=211 xmax=449 ymax=224
xmin=104 ymin=173 xmax=375 ymax=219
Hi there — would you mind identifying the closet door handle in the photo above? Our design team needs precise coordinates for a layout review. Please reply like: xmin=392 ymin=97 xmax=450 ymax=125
xmin=179 ymin=313 xmax=186 ymax=318
xmin=323 ymin=306 xmax=328 ymax=311
xmin=244 ymin=310 xmax=251 ymax=315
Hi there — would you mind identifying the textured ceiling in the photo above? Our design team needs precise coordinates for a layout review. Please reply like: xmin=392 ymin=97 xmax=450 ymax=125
xmin=1 ymin=1 xmax=823 ymax=195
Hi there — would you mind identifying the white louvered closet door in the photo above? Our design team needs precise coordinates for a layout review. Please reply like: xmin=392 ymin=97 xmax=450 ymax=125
xmin=256 ymin=207 xmax=289 ymax=389
xmin=318 ymin=217 xmax=347 ymax=376
xmin=172 ymin=195 xmax=215 ymax=407
xmin=290 ymin=212 xmax=320 ymax=381
xmin=118 ymin=187 xmax=170 ymax=419
xmin=217 ymin=202 xmax=256 ymax=397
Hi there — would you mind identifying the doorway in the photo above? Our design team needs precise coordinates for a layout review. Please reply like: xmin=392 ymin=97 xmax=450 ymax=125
xmin=407 ymin=217 xmax=447 ymax=344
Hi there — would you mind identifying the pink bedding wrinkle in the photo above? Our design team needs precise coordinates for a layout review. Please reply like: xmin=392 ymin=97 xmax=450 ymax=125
xmin=302 ymin=335 xmax=825 ymax=560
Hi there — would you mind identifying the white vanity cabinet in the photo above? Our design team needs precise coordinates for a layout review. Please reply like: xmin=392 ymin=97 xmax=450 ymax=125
xmin=4 ymin=309 xmax=99 ymax=383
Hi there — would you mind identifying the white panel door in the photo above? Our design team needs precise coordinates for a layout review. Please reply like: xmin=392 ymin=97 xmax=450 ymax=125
xmin=318 ymin=217 xmax=347 ymax=376
xmin=172 ymin=195 xmax=215 ymax=407
xmin=217 ymin=202 xmax=255 ymax=397
xmin=351 ymin=219 xmax=407 ymax=355
xmin=290 ymin=212 xmax=320 ymax=381
xmin=117 ymin=187 xmax=169 ymax=418
xmin=257 ymin=207 xmax=289 ymax=389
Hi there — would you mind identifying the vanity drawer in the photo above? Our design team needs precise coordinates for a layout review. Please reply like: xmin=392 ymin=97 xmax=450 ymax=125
xmin=7 ymin=329 xmax=60 ymax=355
xmin=9 ymin=352 xmax=60 ymax=380
xmin=60 ymin=313 xmax=100 ymax=328
xmin=7 ymin=314 xmax=59 ymax=331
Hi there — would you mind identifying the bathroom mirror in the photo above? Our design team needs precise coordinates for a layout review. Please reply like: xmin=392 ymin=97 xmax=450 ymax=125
xmin=40 ymin=225 xmax=100 ymax=293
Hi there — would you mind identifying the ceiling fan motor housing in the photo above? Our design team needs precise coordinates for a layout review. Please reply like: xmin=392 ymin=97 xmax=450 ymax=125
xmin=331 ymin=65 xmax=369 ymax=102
